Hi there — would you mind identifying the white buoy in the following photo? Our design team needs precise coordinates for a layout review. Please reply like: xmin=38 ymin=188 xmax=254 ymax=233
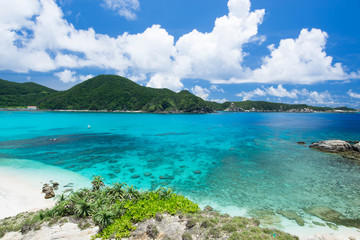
xmin=88 ymin=125 xmax=91 ymax=129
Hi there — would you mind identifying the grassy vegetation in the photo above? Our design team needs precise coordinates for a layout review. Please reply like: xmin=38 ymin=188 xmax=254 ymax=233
xmin=0 ymin=176 xmax=299 ymax=239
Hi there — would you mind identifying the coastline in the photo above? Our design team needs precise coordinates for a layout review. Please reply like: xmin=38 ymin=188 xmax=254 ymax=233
xmin=0 ymin=158 xmax=90 ymax=220
xmin=1 ymin=162 xmax=360 ymax=239
xmin=196 ymin=201 xmax=360 ymax=240
xmin=0 ymin=169 xmax=55 ymax=219
xmin=0 ymin=108 xmax=358 ymax=114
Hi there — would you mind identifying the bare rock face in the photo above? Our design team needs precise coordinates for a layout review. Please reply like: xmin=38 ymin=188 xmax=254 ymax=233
xmin=309 ymin=140 xmax=352 ymax=153
xmin=146 ymin=224 xmax=159 ymax=239
xmin=225 ymin=103 xmax=244 ymax=112
xmin=353 ymin=143 xmax=360 ymax=152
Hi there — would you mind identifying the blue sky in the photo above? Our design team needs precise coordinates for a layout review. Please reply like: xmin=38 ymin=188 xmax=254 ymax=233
xmin=0 ymin=0 xmax=360 ymax=107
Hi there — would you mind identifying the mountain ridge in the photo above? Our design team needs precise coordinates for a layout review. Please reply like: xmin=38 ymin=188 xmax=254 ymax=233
xmin=0 ymin=75 xmax=356 ymax=112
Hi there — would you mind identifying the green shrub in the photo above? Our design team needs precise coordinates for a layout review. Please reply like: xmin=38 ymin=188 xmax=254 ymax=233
xmin=182 ymin=232 xmax=193 ymax=240
xmin=96 ymin=192 xmax=199 ymax=239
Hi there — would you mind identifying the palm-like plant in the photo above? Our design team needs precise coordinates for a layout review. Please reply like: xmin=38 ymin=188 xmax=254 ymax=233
xmin=125 ymin=185 xmax=140 ymax=200
xmin=56 ymin=193 xmax=67 ymax=202
xmin=74 ymin=197 xmax=93 ymax=218
xmin=157 ymin=187 xmax=174 ymax=200
xmin=93 ymin=209 xmax=114 ymax=231
xmin=111 ymin=182 xmax=126 ymax=198
xmin=52 ymin=200 xmax=73 ymax=217
xmin=112 ymin=201 xmax=126 ymax=218
xmin=91 ymin=175 xmax=105 ymax=191
xmin=93 ymin=190 xmax=111 ymax=209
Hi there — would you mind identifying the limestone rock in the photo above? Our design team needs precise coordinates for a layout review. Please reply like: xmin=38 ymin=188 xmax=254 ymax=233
xmin=2 ymin=222 xmax=98 ymax=240
xmin=146 ymin=224 xmax=159 ymax=239
xmin=42 ymin=184 xmax=55 ymax=199
xmin=155 ymin=213 xmax=163 ymax=222
xmin=42 ymin=184 xmax=49 ymax=193
xmin=310 ymin=140 xmax=352 ymax=152
xmin=353 ymin=143 xmax=360 ymax=152
xmin=185 ymin=219 xmax=196 ymax=229
xmin=225 ymin=103 xmax=244 ymax=112
xmin=131 ymin=214 xmax=185 ymax=240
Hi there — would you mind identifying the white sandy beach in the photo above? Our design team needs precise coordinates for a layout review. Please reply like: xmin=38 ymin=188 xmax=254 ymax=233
xmin=0 ymin=158 xmax=90 ymax=220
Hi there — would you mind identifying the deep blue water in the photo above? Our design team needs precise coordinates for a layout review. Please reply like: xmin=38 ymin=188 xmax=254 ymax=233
xmin=1 ymin=111 xmax=360 ymax=228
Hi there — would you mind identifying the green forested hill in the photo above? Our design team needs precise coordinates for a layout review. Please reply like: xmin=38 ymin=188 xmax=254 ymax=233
xmin=0 ymin=76 xmax=356 ymax=112
xmin=37 ymin=75 xmax=212 ymax=112
xmin=0 ymin=79 xmax=57 ymax=107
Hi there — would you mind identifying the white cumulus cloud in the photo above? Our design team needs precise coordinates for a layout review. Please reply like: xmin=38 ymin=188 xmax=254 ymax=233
xmin=102 ymin=0 xmax=140 ymax=20
xmin=266 ymin=85 xmax=298 ymax=98
xmin=173 ymin=0 xmax=265 ymax=82
xmin=221 ymin=29 xmax=360 ymax=84
xmin=191 ymin=85 xmax=210 ymax=100
xmin=210 ymin=85 xmax=225 ymax=93
xmin=348 ymin=90 xmax=360 ymax=99
xmin=79 ymin=74 xmax=94 ymax=82
xmin=147 ymin=73 xmax=183 ymax=92
xmin=0 ymin=0 xmax=358 ymax=92
xmin=211 ymin=98 xmax=228 ymax=103
xmin=54 ymin=69 xmax=77 ymax=83
xmin=54 ymin=69 xmax=94 ymax=83
xmin=237 ymin=85 xmax=333 ymax=105
xmin=236 ymin=88 xmax=266 ymax=101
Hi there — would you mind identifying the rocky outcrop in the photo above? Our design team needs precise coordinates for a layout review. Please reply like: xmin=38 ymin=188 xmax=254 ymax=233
xmin=353 ymin=143 xmax=360 ymax=152
xmin=2 ymin=221 xmax=98 ymax=240
xmin=224 ymin=103 xmax=244 ymax=112
xmin=309 ymin=140 xmax=352 ymax=152
xmin=127 ymin=211 xmax=297 ymax=240
xmin=190 ymin=107 xmax=214 ymax=114
xmin=310 ymin=140 xmax=360 ymax=161
xmin=42 ymin=184 xmax=55 ymax=199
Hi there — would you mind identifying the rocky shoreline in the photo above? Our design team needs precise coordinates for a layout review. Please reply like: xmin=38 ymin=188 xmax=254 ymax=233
xmin=309 ymin=140 xmax=360 ymax=161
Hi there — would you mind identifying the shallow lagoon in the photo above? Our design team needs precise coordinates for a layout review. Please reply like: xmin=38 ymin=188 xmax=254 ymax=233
xmin=1 ymin=111 xmax=360 ymax=236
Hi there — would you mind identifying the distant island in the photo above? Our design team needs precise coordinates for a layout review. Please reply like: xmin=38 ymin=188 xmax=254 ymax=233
xmin=0 ymin=75 xmax=356 ymax=113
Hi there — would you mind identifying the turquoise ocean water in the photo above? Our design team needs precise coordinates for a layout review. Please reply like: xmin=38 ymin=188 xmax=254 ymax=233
xmin=1 ymin=111 xmax=360 ymax=231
